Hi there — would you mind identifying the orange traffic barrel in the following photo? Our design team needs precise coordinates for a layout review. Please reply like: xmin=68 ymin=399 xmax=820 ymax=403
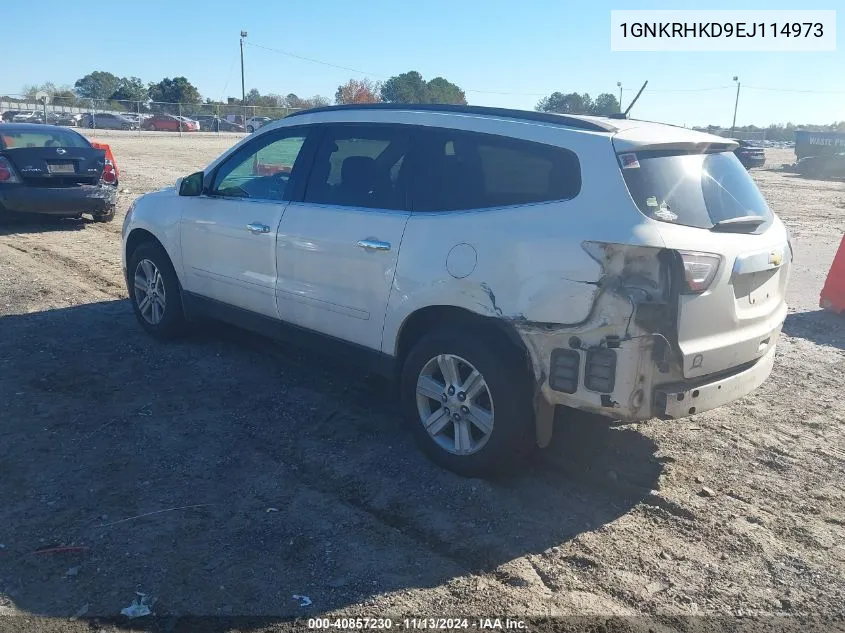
xmin=89 ymin=141 xmax=119 ymax=181
xmin=820 ymin=234 xmax=845 ymax=315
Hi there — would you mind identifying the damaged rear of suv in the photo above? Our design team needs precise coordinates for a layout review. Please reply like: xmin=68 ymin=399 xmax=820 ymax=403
xmin=122 ymin=103 xmax=791 ymax=478
xmin=377 ymin=107 xmax=792 ymax=476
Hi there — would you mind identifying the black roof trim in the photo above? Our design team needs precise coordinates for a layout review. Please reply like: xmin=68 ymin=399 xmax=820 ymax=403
xmin=285 ymin=103 xmax=616 ymax=133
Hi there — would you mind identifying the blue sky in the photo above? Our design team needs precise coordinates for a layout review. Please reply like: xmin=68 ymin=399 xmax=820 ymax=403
xmin=4 ymin=0 xmax=842 ymax=126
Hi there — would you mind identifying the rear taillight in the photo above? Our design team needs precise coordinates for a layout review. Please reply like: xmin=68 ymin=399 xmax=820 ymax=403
xmin=102 ymin=159 xmax=116 ymax=184
xmin=678 ymin=250 xmax=722 ymax=294
xmin=0 ymin=157 xmax=21 ymax=183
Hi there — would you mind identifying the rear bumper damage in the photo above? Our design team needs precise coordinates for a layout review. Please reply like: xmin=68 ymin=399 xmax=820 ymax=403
xmin=0 ymin=184 xmax=116 ymax=215
xmin=505 ymin=242 xmax=785 ymax=444
xmin=653 ymin=344 xmax=777 ymax=419
xmin=518 ymin=305 xmax=782 ymax=428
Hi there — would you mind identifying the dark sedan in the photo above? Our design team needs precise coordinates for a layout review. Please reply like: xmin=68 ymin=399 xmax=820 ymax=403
xmin=0 ymin=124 xmax=116 ymax=222
xmin=200 ymin=116 xmax=246 ymax=132
xmin=732 ymin=139 xmax=766 ymax=169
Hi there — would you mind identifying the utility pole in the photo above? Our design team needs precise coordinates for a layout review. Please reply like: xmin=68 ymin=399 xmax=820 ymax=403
xmin=730 ymin=76 xmax=740 ymax=136
xmin=240 ymin=30 xmax=248 ymax=125
xmin=617 ymin=81 xmax=623 ymax=111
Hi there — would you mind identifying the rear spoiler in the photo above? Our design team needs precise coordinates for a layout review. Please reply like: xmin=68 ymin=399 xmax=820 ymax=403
xmin=614 ymin=140 xmax=739 ymax=155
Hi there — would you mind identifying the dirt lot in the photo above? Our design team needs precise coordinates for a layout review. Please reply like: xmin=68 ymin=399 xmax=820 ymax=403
xmin=1 ymin=134 xmax=844 ymax=629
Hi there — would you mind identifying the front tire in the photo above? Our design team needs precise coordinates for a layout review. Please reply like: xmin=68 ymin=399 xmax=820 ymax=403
xmin=247 ymin=125 xmax=254 ymax=133
xmin=127 ymin=241 xmax=186 ymax=339
xmin=400 ymin=329 xmax=534 ymax=477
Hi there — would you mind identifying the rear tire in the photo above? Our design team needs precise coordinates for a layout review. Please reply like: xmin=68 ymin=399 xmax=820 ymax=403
xmin=127 ymin=241 xmax=186 ymax=339
xmin=247 ymin=125 xmax=254 ymax=133
xmin=92 ymin=207 xmax=115 ymax=223
xmin=400 ymin=328 xmax=534 ymax=478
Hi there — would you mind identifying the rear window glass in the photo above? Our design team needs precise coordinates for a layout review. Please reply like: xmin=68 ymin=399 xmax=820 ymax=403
xmin=0 ymin=130 xmax=90 ymax=149
xmin=620 ymin=151 xmax=772 ymax=229
xmin=413 ymin=130 xmax=581 ymax=212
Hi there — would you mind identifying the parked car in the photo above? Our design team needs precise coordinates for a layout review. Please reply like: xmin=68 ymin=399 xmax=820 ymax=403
xmin=54 ymin=112 xmax=82 ymax=127
xmin=81 ymin=112 xmax=139 ymax=130
xmin=793 ymin=152 xmax=845 ymax=179
xmin=11 ymin=111 xmax=65 ymax=125
xmin=141 ymin=114 xmax=199 ymax=132
xmin=199 ymin=116 xmax=246 ymax=132
xmin=190 ymin=114 xmax=216 ymax=126
xmin=732 ymin=139 xmax=766 ymax=169
xmin=2 ymin=110 xmax=23 ymax=122
xmin=121 ymin=103 xmax=792 ymax=477
xmin=0 ymin=123 xmax=116 ymax=222
xmin=12 ymin=111 xmax=41 ymax=123
xmin=177 ymin=116 xmax=200 ymax=131
xmin=245 ymin=116 xmax=272 ymax=133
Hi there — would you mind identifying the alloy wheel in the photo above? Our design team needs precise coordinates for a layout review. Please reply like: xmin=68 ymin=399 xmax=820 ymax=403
xmin=134 ymin=258 xmax=166 ymax=325
xmin=415 ymin=354 xmax=495 ymax=456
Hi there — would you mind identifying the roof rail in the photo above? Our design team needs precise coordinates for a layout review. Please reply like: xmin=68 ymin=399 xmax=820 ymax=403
xmin=284 ymin=103 xmax=616 ymax=133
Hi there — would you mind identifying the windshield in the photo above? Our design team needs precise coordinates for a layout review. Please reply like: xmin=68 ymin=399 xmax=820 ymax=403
xmin=620 ymin=150 xmax=772 ymax=230
xmin=0 ymin=129 xmax=91 ymax=149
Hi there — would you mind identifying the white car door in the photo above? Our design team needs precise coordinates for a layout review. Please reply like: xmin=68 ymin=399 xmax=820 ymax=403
xmin=276 ymin=124 xmax=412 ymax=350
xmin=179 ymin=127 xmax=314 ymax=318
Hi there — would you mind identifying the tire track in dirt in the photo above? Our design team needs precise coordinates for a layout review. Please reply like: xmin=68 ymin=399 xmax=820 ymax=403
xmin=0 ymin=232 xmax=126 ymax=300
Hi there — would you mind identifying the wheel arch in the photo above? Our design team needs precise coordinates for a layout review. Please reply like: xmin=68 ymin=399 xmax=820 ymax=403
xmin=394 ymin=305 xmax=531 ymax=377
xmin=125 ymin=227 xmax=189 ymax=319
xmin=125 ymin=228 xmax=167 ymax=264
xmin=125 ymin=227 xmax=183 ymax=289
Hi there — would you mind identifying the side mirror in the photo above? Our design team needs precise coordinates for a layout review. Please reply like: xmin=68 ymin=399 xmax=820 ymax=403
xmin=179 ymin=171 xmax=204 ymax=196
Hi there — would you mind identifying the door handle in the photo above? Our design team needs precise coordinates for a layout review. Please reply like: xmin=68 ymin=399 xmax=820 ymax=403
xmin=357 ymin=239 xmax=391 ymax=251
xmin=246 ymin=223 xmax=270 ymax=234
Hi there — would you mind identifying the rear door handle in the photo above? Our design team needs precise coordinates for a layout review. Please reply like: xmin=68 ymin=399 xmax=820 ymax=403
xmin=246 ymin=222 xmax=270 ymax=234
xmin=357 ymin=239 xmax=391 ymax=251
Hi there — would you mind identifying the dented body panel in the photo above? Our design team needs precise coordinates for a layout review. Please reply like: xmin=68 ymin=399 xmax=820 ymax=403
xmin=123 ymin=105 xmax=790 ymax=450
xmin=379 ymin=112 xmax=790 ymax=434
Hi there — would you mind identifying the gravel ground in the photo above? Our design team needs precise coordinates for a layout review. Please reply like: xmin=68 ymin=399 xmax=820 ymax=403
xmin=1 ymin=135 xmax=844 ymax=630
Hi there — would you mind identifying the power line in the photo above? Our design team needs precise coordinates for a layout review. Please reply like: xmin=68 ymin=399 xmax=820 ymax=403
xmin=241 ymin=41 xmax=845 ymax=98
xmin=218 ymin=53 xmax=238 ymax=102
xmin=245 ymin=42 xmax=388 ymax=78
xmin=245 ymin=41 xmax=596 ymax=97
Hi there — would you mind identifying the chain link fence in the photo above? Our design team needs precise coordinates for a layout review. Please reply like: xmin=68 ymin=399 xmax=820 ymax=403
xmin=703 ymin=128 xmax=770 ymax=142
xmin=0 ymin=94 xmax=303 ymax=137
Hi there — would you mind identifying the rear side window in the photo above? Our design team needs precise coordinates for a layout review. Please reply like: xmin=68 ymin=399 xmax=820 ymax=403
xmin=412 ymin=129 xmax=581 ymax=212
xmin=620 ymin=151 xmax=772 ymax=229
xmin=304 ymin=125 xmax=411 ymax=211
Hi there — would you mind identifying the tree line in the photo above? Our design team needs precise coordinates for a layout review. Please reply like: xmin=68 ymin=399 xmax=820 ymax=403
xmin=8 ymin=72 xmax=845 ymax=135
xmin=12 ymin=71 xmax=621 ymax=119
xmin=695 ymin=122 xmax=845 ymax=142
xmin=13 ymin=69 xmax=468 ymax=110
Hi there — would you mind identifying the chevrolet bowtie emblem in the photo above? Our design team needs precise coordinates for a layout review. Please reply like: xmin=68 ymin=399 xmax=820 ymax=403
xmin=769 ymin=250 xmax=783 ymax=266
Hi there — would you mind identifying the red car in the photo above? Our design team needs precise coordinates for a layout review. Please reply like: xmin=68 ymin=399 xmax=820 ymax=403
xmin=141 ymin=114 xmax=199 ymax=132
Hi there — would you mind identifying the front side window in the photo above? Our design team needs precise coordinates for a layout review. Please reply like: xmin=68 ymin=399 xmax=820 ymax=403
xmin=303 ymin=125 xmax=411 ymax=211
xmin=211 ymin=130 xmax=309 ymax=201
xmin=412 ymin=129 xmax=581 ymax=212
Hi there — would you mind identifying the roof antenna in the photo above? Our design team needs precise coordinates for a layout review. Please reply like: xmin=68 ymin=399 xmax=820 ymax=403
xmin=611 ymin=80 xmax=648 ymax=119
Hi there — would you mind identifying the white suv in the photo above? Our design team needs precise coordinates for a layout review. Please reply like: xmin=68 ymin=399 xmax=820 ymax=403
xmin=245 ymin=116 xmax=273 ymax=133
xmin=121 ymin=104 xmax=792 ymax=477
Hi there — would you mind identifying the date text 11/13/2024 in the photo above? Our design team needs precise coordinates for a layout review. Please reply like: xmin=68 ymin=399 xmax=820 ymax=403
xmin=307 ymin=618 xmax=527 ymax=630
